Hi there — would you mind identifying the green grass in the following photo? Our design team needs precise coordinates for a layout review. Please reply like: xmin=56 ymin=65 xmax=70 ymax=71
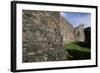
xmin=64 ymin=42 xmax=91 ymax=60
xmin=64 ymin=42 xmax=90 ymax=52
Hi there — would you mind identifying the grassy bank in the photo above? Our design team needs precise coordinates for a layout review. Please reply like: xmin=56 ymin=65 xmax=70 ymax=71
xmin=64 ymin=42 xmax=91 ymax=60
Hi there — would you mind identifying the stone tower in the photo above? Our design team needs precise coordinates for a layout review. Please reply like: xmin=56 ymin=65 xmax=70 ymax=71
xmin=74 ymin=24 xmax=85 ymax=42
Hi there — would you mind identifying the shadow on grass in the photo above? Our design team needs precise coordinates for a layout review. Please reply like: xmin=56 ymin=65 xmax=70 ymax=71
xmin=67 ymin=49 xmax=91 ymax=60
xmin=73 ymin=42 xmax=91 ymax=48
xmin=64 ymin=42 xmax=91 ymax=60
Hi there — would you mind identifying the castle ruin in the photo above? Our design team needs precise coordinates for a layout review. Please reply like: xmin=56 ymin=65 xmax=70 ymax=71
xmin=22 ymin=10 xmax=85 ymax=62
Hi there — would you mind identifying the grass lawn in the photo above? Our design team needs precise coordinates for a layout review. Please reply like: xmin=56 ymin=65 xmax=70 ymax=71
xmin=64 ymin=42 xmax=91 ymax=60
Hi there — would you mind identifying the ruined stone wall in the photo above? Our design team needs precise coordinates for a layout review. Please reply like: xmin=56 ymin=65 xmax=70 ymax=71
xmin=74 ymin=24 xmax=85 ymax=42
xmin=22 ymin=10 xmax=85 ymax=63
xmin=59 ymin=16 xmax=75 ymax=44
xmin=59 ymin=17 xmax=85 ymax=44
xmin=22 ymin=10 xmax=68 ymax=62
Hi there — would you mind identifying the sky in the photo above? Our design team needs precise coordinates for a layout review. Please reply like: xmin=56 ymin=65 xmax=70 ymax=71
xmin=60 ymin=12 xmax=91 ymax=27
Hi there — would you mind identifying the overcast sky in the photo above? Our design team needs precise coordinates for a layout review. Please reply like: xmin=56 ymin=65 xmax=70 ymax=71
xmin=60 ymin=12 xmax=91 ymax=27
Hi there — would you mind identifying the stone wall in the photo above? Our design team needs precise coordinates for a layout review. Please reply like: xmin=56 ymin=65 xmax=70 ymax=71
xmin=59 ymin=16 xmax=75 ymax=44
xmin=74 ymin=24 xmax=85 ymax=42
xmin=22 ymin=10 xmax=85 ymax=63
xmin=22 ymin=10 xmax=68 ymax=62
